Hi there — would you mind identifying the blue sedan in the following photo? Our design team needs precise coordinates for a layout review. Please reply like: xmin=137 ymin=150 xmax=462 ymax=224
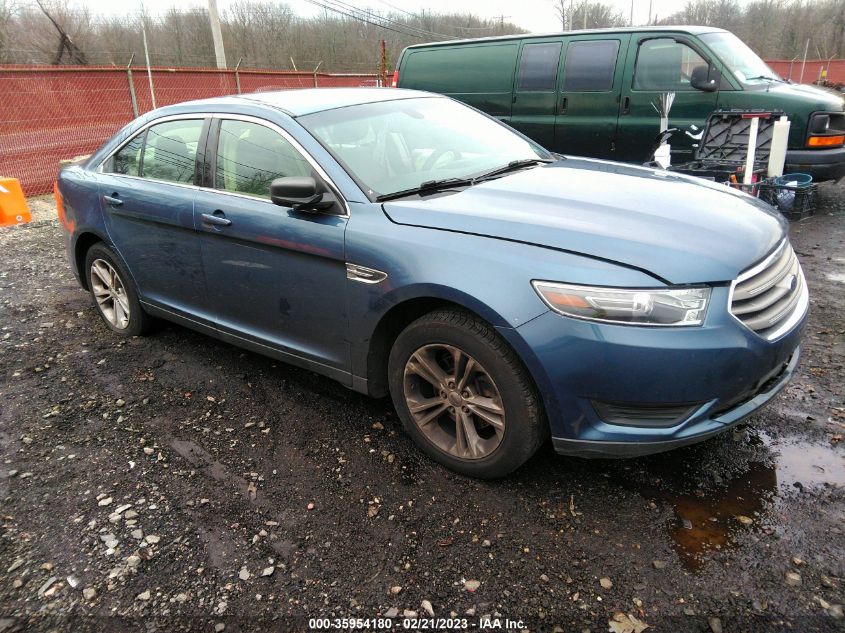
xmin=56 ymin=88 xmax=807 ymax=478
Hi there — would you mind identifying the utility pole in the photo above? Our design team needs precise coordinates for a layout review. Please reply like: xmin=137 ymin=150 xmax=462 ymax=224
xmin=207 ymin=0 xmax=227 ymax=69
xmin=141 ymin=18 xmax=156 ymax=109
xmin=495 ymin=14 xmax=510 ymax=34
xmin=648 ymin=0 xmax=653 ymax=25
xmin=630 ymin=0 xmax=634 ymax=26
xmin=379 ymin=39 xmax=387 ymax=87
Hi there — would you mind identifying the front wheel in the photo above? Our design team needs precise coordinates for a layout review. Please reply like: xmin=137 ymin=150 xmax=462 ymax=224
xmin=388 ymin=309 xmax=546 ymax=478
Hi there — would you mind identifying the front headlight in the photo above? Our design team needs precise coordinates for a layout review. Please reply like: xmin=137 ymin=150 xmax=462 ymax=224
xmin=532 ymin=281 xmax=710 ymax=326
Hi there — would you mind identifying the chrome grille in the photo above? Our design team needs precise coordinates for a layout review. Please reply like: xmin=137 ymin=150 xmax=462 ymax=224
xmin=730 ymin=241 xmax=807 ymax=340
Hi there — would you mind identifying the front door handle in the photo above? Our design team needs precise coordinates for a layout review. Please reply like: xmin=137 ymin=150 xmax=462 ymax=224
xmin=201 ymin=211 xmax=232 ymax=227
xmin=103 ymin=193 xmax=123 ymax=207
xmin=621 ymin=96 xmax=630 ymax=115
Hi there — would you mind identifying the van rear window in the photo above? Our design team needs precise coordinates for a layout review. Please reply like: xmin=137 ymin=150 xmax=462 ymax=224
xmin=402 ymin=44 xmax=518 ymax=94
xmin=563 ymin=40 xmax=620 ymax=92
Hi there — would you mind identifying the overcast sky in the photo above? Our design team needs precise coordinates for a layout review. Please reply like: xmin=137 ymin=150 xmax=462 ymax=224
xmin=66 ymin=0 xmax=753 ymax=33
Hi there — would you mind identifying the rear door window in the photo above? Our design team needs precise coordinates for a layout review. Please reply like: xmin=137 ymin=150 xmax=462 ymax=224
xmin=141 ymin=119 xmax=204 ymax=184
xmin=214 ymin=120 xmax=312 ymax=198
xmin=563 ymin=40 xmax=620 ymax=92
xmin=517 ymin=42 xmax=562 ymax=92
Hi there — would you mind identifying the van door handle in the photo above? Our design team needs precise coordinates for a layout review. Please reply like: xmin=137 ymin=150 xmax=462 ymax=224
xmin=103 ymin=194 xmax=123 ymax=207
xmin=559 ymin=96 xmax=568 ymax=115
xmin=621 ymin=96 xmax=630 ymax=115
xmin=201 ymin=211 xmax=232 ymax=227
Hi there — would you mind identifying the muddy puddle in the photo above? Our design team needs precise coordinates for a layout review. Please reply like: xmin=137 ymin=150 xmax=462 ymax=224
xmin=617 ymin=432 xmax=844 ymax=570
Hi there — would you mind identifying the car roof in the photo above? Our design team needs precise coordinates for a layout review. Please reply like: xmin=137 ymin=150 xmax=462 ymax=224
xmin=175 ymin=88 xmax=433 ymax=117
xmin=404 ymin=25 xmax=727 ymax=49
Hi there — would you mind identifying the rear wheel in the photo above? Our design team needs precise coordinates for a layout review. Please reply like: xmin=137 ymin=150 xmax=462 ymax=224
xmin=84 ymin=243 xmax=154 ymax=337
xmin=388 ymin=309 xmax=545 ymax=478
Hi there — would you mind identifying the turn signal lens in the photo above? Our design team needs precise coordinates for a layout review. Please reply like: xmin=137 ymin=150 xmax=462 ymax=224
xmin=807 ymin=135 xmax=844 ymax=147
xmin=532 ymin=281 xmax=710 ymax=326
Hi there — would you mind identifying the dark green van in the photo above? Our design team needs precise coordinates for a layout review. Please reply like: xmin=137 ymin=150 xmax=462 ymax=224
xmin=395 ymin=27 xmax=845 ymax=180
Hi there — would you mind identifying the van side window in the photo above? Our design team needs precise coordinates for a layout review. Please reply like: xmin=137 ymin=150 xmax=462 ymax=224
xmin=517 ymin=43 xmax=562 ymax=92
xmin=633 ymin=38 xmax=708 ymax=91
xmin=563 ymin=40 xmax=620 ymax=92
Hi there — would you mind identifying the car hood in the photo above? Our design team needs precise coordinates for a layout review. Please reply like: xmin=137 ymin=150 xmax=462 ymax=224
xmin=381 ymin=158 xmax=787 ymax=285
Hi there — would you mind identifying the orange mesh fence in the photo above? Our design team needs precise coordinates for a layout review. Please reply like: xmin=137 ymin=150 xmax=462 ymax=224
xmin=0 ymin=65 xmax=379 ymax=195
xmin=765 ymin=59 xmax=845 ymax=84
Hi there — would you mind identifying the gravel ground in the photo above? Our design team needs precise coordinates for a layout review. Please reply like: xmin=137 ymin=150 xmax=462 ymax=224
xmin=1 ymin=187 xmax=844 ymax=633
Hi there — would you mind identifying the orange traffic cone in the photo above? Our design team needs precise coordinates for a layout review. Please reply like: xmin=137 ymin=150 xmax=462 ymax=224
xmin=0 ymin=178 xmax=32 ymax=227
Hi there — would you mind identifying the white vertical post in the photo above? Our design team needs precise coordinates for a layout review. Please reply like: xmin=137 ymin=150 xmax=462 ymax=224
xmin=208 ymin=0 xmax=227 ymax=69
xmin=743 ymin=116 xmax=759 ymax=186
xmin=799 ymin=38 xmax=809 ymax=84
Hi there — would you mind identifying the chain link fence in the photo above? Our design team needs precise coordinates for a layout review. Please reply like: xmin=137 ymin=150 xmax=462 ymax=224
xmin=0 ymin=64 xmax=379 ymax=195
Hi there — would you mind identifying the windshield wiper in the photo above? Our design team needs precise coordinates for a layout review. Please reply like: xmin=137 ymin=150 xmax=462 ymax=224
xmin=473 ymin=158 xmax=555 ymax=183
xmin=374 ymin=158 xmax=554 ymax=202
xmin=375 ymin=177 xmax=473 ymax=202
xmin=745 ymin=75 xmax=786 ymax=83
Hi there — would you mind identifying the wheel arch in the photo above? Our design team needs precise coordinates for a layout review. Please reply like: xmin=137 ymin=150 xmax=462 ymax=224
xmin=73 ymin=231 xmax=108 ymax=290
xmin=361 ymin=288 xmax=538 ymax=401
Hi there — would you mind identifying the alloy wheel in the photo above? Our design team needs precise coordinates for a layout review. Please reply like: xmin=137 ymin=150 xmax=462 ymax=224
xmin=403 ymin=344 xmax=505 ymax=460
xmin=89 ymin=258 xmax=131 ymax=330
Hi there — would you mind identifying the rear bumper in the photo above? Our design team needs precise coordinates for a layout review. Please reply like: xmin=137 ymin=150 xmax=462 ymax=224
xmin=785 ymin=146 xmax=845 ymax=181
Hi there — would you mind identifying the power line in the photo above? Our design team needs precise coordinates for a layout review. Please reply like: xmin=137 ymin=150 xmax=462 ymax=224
xmin=304 ymin=0 xmax=453 ymax=40
xmin=324 ymin=0 xmax=451 ymax=39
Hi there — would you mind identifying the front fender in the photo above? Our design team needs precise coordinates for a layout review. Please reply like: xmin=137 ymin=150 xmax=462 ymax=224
xmin=344 ymin=202 xmax=662 ymax=390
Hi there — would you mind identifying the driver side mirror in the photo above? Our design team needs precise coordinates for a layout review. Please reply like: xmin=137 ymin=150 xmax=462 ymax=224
xmin=690 ymin=65 xmax=722 ymax=92
xmin=269 ymin=176 xmax=339 ymax=213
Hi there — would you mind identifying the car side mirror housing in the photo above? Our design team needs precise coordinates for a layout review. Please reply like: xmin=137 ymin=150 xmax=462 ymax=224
xmin=690 ymin=65 xmax=721 ymax=92
xmin=269 ymin=176 xmax=339 ymax=213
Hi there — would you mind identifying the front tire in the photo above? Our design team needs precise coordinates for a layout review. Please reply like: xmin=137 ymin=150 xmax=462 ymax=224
xmin=84 ymin=243 xmax=154 ymax=337
xmin=388 ymin=309 xmax=546 ymax=478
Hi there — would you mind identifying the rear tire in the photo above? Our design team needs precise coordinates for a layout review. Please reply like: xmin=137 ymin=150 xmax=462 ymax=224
xmin=388 ymin=308 xmax=546 ymax=479
xmin=84 ymin=243 xmax=154 ymax=337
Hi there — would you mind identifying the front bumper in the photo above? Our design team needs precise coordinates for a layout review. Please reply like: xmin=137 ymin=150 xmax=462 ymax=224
xmin=500 ymin=286 xmax=806 ymax=458
xmin=551 ymin=349 xmax=798 ymax=457
xmin=785 ymin=146 xmax=845 ymax=181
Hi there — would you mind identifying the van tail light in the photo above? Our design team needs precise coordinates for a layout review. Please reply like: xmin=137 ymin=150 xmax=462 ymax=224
xmin=807 ymin=134 xmax=844 ymax=148
xmin=391 ymin=70 xmax=399 ymax=87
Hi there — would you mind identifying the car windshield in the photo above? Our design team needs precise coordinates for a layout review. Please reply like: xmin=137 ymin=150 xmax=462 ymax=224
xmin=298 ymin=97 xmax=551 ymax=199
xmin=701 ymin=32 xmax=782 ymax=85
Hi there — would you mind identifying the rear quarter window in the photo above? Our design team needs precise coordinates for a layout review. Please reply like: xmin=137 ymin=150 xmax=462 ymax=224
xmin=401 ymin=44 xmax=518 ymax=93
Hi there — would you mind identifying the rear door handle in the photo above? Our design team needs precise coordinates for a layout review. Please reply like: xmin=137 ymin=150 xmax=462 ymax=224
xmin=201 ymin=211 xmax=232 ymax=227
xmin=103 ymin=193 xmax=123 ymax=207
xmin=559 ymin=96 xmax=568 ymax=115
xmin=621 ymin=96 xmax=630 ymax=115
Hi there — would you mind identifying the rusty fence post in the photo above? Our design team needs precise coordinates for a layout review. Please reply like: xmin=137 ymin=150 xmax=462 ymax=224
xmin=313 ymin=61 xmax=322 ymax=88
xmin=234 ymin=57 xmax=243 ymax=94
xmin=126 ymin=53 xmax=139 ymax=117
